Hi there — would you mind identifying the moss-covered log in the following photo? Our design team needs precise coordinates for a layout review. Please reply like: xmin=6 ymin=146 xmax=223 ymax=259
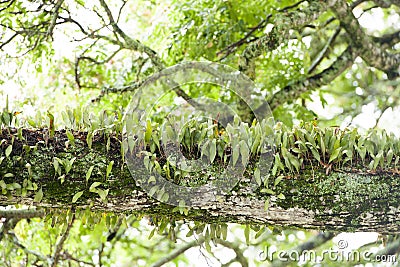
xmin=1 ymin=128 xmax=400 ymax=234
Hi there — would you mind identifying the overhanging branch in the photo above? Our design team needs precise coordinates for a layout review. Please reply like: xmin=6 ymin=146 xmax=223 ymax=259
xmin=0 ymin=127 xmax=400 ymax=233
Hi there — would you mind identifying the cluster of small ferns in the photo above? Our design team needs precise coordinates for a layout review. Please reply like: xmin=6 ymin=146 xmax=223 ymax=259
xmin=1 ymin=104 xmax=400 ymax=196
xmin=134 ymin=116 xmax=400 ymax=188
xmin=272 ymin=121 xmax=400 ymax=175
xmin=0 ymin=105 xmax=123 ymax=200
xmin=127 ymin=114 xmax=272 ymax=186
xmin=148 ymin=216 xmax=230 ymax=246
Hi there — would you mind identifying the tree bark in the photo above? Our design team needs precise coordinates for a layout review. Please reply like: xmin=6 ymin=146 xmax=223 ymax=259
xmin=1 ymin=128 xmax=400 ymax=233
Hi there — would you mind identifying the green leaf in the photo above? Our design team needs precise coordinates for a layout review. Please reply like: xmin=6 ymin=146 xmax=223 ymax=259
xmin=54 ymin=158 xmax=62 ymax=171
xmin=178 ymin=199 xmax=186 ymax=208
xmin=387 ymin=149 xmax=394 ymax=166
xmin=106 ymin=161 xmax=114 ymax=179
xmin=320 ymin=135 xmax=326 ymax=159
xmin=232 ymin=143 xmax=240 ymax=166
xmin=89 ymin=182 xmax=101 ymax=192
xmin=310 ymin=147 xmax=321 ymax=162
xmin=244 ymin=224 xmax=250 ymax=245
xmin=255 ymin=226 xmax=266 ymax=239
xmin=145 ymin=120 xmax=152 ymax=143
xmin=5 ymin=145 xmax=12 ymax=158
xmin=264 ymin=199 xmax=270 ymax=211
xmin=160 ymin=192 xmax=169 ymax=202
xmin=329 ymin=147 xmax=341 ymax=163
xmin=148 ymin=228 xmax=156 ymax=239
xmin=240 ymin=140 xmax=249 ymax=167
xmin=149 ymin=185 xmax=159 ymax=197
xmin=201 ymin=140 xmax=209 ymax=159
xmin=143 ymin=156 xmax=150 ymax=170
xmin=210 ymin=139 xmax=216 ymax=163
xmin=287 ymin=153 xmax=300 ymax=172
xmin=34 ymin=187 xmax=43 ymax=202
xmin=86 ymin=132 xmax=93 ymax=149
xmin=274 ymin=175 xmax=284 ymax=187
xmin=277 ymin=193 xmax=286 ymax=199
xmin=221 ymin=224 xmax=228 ymax=240
xmin=260 ymin=188 xmax=275 ymax=194
xmin=72 ymin=191 xmax=84 ymax=203
xmin=97 ymin=189 xmax=109 ymax=201
xmin=58 ymin=175 xmax=65 ymax=184
xmin=86 ymin=166 xmax=94 ymax=184
xmin=148 ymin=176 xmax=156 ymax=184
xmin=65 ymin=157 xmax=76 ymax=174
xmin=66 ymin=130 xmax=75 ymax=145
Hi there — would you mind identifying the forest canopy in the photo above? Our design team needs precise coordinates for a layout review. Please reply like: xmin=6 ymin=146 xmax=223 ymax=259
xmin=0 ymin=0 xmax=400 ymax=266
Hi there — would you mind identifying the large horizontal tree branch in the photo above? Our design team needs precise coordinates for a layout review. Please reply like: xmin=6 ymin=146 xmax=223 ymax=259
xmin=1 ymin=127 xmax=400 ymax=233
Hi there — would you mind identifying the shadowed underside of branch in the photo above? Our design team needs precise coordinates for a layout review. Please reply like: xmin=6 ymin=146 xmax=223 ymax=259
xmin=1 ymin=128 xmax=400 ymax=233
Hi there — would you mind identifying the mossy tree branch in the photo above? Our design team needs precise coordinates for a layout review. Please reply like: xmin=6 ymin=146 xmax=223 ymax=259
xmin=1 ymin=126 xmax=400 ymax=233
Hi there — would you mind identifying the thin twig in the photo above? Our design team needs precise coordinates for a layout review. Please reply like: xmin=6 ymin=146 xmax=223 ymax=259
xmin=150 ymin=236 xmax=206 ymax=267
xmin=308 ymin=26 xmax=342 ymax=74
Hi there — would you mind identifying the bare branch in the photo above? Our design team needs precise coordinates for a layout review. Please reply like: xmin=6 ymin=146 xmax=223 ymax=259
xmin=217 ymin=16 xmax=270 ymax=60
xmin=94 ymin=0 xmax=201 ymax=108
xmin=217 ymin=1 xmax=311 ymax=60
xmin=0 ymin=209 xmax=45 ymax=220
xmin=60 ymin=252 xmax=95 ymax=266
xmin=0 ymin=32 xmax=18 ymax=50
xmin=116 ymin=0 xmax=127 ymax=23
xmin=150 ymin=236 xmax=206 ymax=267
xmin=91 ymin=81 xmax=144 ymax=102
xmin=75 ymin=47 xmax=122 ymax=90
xmin=0 ymin=0 xmax=15 ymax=13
